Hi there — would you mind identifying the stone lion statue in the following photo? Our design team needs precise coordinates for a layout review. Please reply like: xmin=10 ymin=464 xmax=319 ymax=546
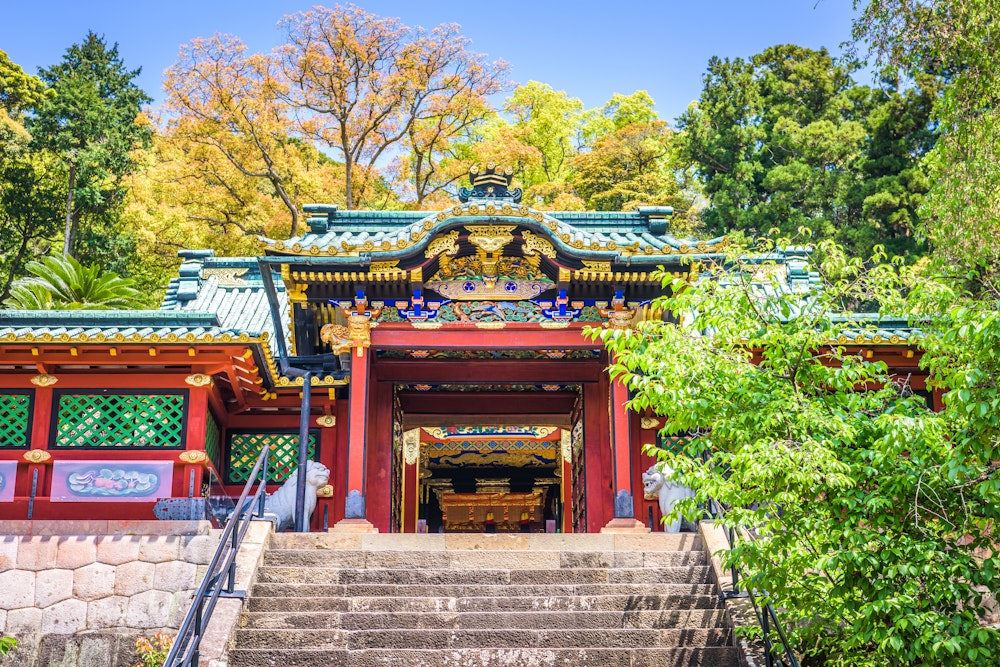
xmin=263 ymin=461 xmax=331 ymax=531
xmin=642 ymin=463 xmax=695 ymax=533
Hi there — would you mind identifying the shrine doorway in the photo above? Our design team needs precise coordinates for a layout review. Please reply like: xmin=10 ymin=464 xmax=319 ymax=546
xmin=389 ymin=384 xmax=587 ymax=533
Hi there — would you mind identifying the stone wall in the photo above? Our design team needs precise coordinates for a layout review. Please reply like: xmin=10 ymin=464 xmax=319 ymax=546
xmin=0 ymin=520 xmax=270 ymax=667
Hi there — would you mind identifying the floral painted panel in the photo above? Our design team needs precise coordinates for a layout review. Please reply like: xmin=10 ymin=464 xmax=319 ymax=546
xmin=50 ymin=461 xmax=174 ymax=502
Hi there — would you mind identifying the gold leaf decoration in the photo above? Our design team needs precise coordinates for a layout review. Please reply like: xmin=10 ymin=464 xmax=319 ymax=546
xmin=30 ymin=374 xmax=58 ymax=387
xmin=23 ymin=449 xmax=52 ymax=464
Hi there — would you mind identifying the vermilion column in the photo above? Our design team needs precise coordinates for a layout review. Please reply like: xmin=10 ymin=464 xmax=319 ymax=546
xmin=609 ymin=357 xmax=634 ymax=517
xmin=181 ymin=378 xmax=210 ymax=497
xmin=345 ymin=348 xmax=371 ymax=518
xmin=26 ymin=383 xmax=55 ymax=499
xmin=583 ymin=381 xmax=608 ymax=533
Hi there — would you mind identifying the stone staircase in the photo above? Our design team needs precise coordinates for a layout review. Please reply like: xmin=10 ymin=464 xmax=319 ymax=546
xmin=228 ymin=532 xmax=737 ymax=667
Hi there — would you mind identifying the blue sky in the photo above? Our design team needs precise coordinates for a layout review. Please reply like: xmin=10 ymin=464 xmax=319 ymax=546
xmin=0 ymin=0 xmax=861 ymax=123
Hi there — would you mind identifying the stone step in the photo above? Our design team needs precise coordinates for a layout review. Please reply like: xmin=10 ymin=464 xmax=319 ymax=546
xmin=255 ymin=565 xmax=712 ymax=585
xmin=248 ymin=582 xmax=718 ymax=599
xmin=240 ymin=608 xmax=730 ymax=630
xmin=233 ymin=627 xmax=733 ymax=650
xmin=261 ymin=549 xmax=707 ymax=569
xmin=268 ymin=532 xmax=703 ymax=553
xmin=246 ymin=593 xmax=722 ymax=614
xmin=228 ymin=646 xmax=736 ymax=667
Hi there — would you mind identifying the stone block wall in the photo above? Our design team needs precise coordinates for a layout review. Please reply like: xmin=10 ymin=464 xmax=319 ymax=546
xmin=0 ymin=520 xmax=252 ymax=667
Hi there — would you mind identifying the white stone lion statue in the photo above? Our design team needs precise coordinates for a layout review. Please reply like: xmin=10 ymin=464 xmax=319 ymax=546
xmin=263 ymin=461 xmax=330 ymax=531
xmin=642 ymin=463 xmax=695 ymax=533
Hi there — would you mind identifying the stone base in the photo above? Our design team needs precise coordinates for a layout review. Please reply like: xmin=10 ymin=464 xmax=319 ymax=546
xmin=330 ymin=518 xmax=379 ymax=534
xmin=600 ymin=518 xmax=651 ymax=534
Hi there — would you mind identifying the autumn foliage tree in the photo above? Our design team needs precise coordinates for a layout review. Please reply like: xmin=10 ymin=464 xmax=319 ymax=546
xmin=163 ymin=34 xmax=312 ymax=235
xmin=276 ymin=4 xmax=508 ymax=209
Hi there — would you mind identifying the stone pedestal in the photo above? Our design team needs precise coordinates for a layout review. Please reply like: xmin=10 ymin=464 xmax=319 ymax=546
xmin=599 ymin=518 xmax=651 ymax=534
xmin=330 ymin=518 xmax=379 ymax=534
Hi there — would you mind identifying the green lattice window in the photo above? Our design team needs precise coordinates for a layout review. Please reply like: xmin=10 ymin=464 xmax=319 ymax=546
xmin=53 ymin=392 xmax=187 ymax=448
xmin=226 ymin=430 xmax=318 ymax=484
xmin=656 ymin=434 xmax=692 ymax=456
xmin=0 ymin=392 xmax=33 ymax=448
xmin=204 ymin=412 xmax=222 ymax=470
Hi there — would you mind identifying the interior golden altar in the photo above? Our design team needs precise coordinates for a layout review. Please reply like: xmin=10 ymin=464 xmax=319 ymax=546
xmin=439 ymin=491 xmax=544 ymax=532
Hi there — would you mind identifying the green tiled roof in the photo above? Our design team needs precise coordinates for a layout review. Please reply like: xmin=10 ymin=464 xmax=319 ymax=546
xmin=259 ymin=203 xmax=729 ymax=263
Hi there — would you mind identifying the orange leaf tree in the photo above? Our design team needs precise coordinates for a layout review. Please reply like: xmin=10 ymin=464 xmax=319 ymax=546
xmin=276 ymin=5 xmax=508 ymax=209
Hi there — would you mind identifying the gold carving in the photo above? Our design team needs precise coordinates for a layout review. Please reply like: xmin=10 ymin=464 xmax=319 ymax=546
xmin=369 ymin=260 xmax=402 ymax=277
xmin=320 ymin=312 xmax=379 ymax=357
xmin=411 ymin=321 xmax=444 ymax=329
xmin=30 ymin=373 xmax=58 ymax=387
xmin=539 ymin=321 xmax=570 ymax=329
xmin=202 ymin=267 xmax=249 ymax=286
xmin=287 ymin=283 xmax=308 ymax=303
xmin=600 ymin=302 xmax=639 ymax=331
xmin=425 ymin=231 xmax=460 ymax=258
xmin=316 ymin=484 xmax=334 ymax=498
xmin=403 ymin=428 xmax=421 ymax=465
xmin=316 ymin=415 xmax=337 ymax=427
xmin=466 ymin=225 xmax=515 ymax=254
xmin=581 ymin=260 xmax=612 ymax=273
xmin=521 ymin=230 xmax=556 ymax=258
xmin=640 ymin=417 xmax=661 ymax=430
xmin=179 ymin=450 xmax=208 ymax=464
xmin=185 ymin=373 xmax=214 ymax=387
xmin=23 ymin=449 xmax=52 ymax=464
xmin=475 ymin=321 xmax=507 ymax=330
xmin=561 ymin=430 xmax=572 ymax=463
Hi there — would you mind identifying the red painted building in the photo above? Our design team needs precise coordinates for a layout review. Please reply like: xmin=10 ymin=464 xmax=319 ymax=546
xmin=0 ymin=167 xmax=931 ymax=532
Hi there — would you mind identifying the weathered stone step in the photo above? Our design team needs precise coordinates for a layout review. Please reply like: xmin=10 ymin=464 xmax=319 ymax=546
xmin=234 ymin=627 xmax=732 ymax=650
xmin=248 ymin=582 xmax=718 ymax=599
xmin=228 ymin=646 xmax=736 ymax=667
xmin=269 ymin=532 xmax=703 ymax=553
xmin=240 ymin=608 xmax=729 ymax=630
xmin=255 ymin=565 xmax=712 ymax=585
xmin=261 ymin=548 xmax=707 ymax=569
xmin=247 ymin=593 xmax=722 ymax=614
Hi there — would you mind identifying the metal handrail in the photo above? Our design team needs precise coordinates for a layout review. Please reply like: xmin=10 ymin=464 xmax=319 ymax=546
xmin=162 ymin=445 xmax=270 ymax=666
xmin=709 ymin=498 xmax=800 ymax=667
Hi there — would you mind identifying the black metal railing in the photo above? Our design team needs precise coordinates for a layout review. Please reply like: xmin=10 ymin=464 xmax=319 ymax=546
xmin=162 ymin=445 xmax=270 ymax=666
xmin=708 ymin=498 xmax=800 ymax=667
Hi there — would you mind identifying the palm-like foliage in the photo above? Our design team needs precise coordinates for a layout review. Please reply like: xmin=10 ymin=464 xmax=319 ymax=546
xmin=3 ymin=254 xmax=140 ymax=309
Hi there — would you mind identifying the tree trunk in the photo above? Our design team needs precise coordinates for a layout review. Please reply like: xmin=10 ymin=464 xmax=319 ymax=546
xmin=344 ymin=154 xmax=354 ymax=210
xmin=273 ymin=178 xmax=300 ymax=237
xmin=62 ymin=162 xmax=76 ymax=257
xmin=0 ymin=227 xmax=32 ymax=303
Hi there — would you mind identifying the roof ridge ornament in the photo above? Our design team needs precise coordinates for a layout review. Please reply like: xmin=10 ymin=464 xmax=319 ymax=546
xmin=459 ymin=163 xmax=523 ymax=204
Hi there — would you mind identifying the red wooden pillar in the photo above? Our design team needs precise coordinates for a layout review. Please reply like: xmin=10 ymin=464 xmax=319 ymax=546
xmin=366 ymin=375 xmax=392 ymax=533
xmin=583 ymin=380 xmax=608 ymax=533
xmin=632 ymin=414 xmax=661 ymax=530
xmin=335 ymin=344 xmax=378 ymax=531
xmin=180 ymin=381 xmax=210 ymax=497
xmin=609 ymin=355 xmax=634 ymax=517
xmin=25 ymin=383 xmax=55 ymax=501
xmin=311 ymin=408 xmax=338 ymax=531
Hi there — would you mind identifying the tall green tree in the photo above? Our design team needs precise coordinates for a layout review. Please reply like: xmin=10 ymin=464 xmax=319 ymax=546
xmin=598 ymin=240 xmax=1000 ymax=666
xmin=29 ymin=32 xmax=152 ymax=258
xmin=853 ymin=0 xmax=1000 ymax=280
xmin=0 ymin=51 xmax=60 ymax=302
xmin=677 ymin=45 xmax=933 ymax=259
